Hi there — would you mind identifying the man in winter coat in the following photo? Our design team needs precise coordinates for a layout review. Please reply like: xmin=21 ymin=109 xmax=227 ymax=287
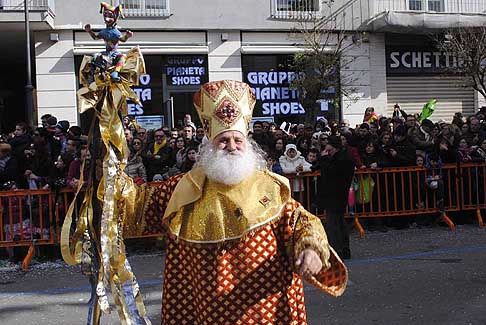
xmin=313 ymin=135 xmax=354 ymax=259
xmin=144 ymin=128 xmax=174 ymax=181
xmin=387 ymin=125 xmax=416 ymax=167
xmin=407 ymin=119 xmax=435 ymax=153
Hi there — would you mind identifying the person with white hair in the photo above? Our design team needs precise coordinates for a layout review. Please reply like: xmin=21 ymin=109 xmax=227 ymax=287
xmin=157 ymin=80 xmax=347 ymax=324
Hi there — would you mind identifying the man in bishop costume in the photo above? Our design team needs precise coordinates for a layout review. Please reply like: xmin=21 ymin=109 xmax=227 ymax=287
xmin=152 ymin=80 xmax=348 ymax=324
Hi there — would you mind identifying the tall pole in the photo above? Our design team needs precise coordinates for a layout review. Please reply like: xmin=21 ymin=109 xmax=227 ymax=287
xmin=24 ymin=0 xmax=34 ymax=127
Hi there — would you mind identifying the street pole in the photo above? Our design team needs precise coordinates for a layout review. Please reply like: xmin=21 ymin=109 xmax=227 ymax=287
xmin=24 ymin=0 xmax=34 ymax=127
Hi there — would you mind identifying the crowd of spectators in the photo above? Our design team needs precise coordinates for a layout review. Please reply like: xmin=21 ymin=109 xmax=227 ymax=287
xmin=0 ymin=113 xmax=207 ymax=192
xmin=2 ymin=104 xmax=486 ymax=258
xmin=253 ymin=106 xmax=486 ymax=177
xmin=2 ymin=104 xmax=486 ymax=193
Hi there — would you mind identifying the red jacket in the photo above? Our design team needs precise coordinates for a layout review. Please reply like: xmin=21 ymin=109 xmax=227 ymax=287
xmin=346 ymin=145 xmax=363 ymax=169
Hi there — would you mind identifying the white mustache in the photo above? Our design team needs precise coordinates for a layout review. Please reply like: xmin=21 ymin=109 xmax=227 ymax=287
xmin=219 ymin=150 xmax=243 ymax=157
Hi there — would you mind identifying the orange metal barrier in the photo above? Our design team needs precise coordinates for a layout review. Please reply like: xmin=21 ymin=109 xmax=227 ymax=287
xmin=286 ymin=164 xmax=472 ymax=235
xmin=2 ymin=162 xmax=486 ymax=269
xmin=0 ymin=189 xmax=56 ymax=270
xmin=457 ymin=163 xmax=486 ymax=227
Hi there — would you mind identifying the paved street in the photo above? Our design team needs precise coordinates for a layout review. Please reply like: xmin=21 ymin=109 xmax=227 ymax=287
xmin=1 ymin=224 xmax=486 ymax=324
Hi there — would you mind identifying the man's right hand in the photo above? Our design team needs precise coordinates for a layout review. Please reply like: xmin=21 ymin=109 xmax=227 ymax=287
xmin=84 ymin=24 xmax=92 ymax=32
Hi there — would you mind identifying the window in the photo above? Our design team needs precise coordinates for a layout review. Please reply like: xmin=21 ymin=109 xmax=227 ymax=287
xmin=118 ymin=0 xmax=169 ymax=16
xmin=409 ymin=0 xmax=422 ymax=10
xmin=408 ymin=0 xmax=445 ymax=12
xmin=427 ymin=0 xmax=444 ymax=12
xmin=276 ymin=0 xmax=319 ymax=12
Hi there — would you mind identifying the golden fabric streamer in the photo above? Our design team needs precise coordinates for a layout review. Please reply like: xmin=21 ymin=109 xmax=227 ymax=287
xmin=60 ymin=47 xmax=151 ymax=324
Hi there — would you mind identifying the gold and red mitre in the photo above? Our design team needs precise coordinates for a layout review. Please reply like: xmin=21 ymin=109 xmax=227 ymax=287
xmin=193 ymin=80 xmax=256 ymax=140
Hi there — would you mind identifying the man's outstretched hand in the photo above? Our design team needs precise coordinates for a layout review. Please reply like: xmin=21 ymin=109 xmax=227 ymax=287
xmin=296 ymin=248 xmax=323 ymax=279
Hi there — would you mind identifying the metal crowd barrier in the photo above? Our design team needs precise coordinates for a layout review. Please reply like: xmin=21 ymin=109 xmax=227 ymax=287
xmin=0 ymin=189 xmax=56 ymax=270
xmin=2 ymin=162 xmax=486 ymax=268
xmin=286 ymin=163 xmax=485 ymax=237
xmin=457 ymin=163 xmax=486 ymax=227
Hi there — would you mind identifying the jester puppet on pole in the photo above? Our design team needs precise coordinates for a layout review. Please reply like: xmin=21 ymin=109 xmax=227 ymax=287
xmin=85 ymin=2 xmax=133 ymax=82
xmin=60 ymin=2 xmax=150 ymax=325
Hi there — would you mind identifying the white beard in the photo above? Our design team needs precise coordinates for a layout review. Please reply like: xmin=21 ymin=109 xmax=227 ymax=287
xmin=198 ymin=142 xmax=265 ymax=185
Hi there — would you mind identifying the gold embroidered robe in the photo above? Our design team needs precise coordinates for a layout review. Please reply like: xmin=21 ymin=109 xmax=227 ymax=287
xmin=149 ymin=168 xmax=347 ymax=324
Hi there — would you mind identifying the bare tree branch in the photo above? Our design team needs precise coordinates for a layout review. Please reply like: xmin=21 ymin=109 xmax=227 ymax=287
xmin=437 ymin=26 xmax=486 ymax=101
xmin=289 ymin=1 xmax=360 ymax=122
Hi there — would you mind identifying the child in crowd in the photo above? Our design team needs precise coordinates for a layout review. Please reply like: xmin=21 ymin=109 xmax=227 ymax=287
xmin=266 ymin=154 xmax=283 ymax=175
xmin=279 ymin=144 xmax=312 ymax=195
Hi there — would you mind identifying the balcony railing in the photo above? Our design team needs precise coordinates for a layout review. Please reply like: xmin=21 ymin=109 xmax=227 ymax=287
xmin=116 ymin=0 xmax=170 ymax=17
xmin=0 ymin=0 xmax=54 ymax=14
xmin=270 ymin=0 xmax=321 ymax=20
xmin=373 ymin=0 xmax=486 ymax=14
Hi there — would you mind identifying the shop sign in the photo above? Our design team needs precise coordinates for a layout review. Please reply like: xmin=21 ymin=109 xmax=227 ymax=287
xmin=135 ymin=115 xmax=164 ymax=130
xmin=166 ymin=56 xmax=207 ymax=86
xmin=128 ymin=74 xmax=152 ymax=115
xmin=386 ymin=48 xmax=462 ymax=75
xmin=246 ymin=71 xmax=305 ymax=116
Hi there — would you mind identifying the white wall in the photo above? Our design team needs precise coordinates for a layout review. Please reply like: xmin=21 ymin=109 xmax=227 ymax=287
xmin=369 ymin=33 xmax=387 ymax=115
xmin=207 ymin=31 xmax=242 ymax=82
xmin=341 ymin=33 xmax=387 ymax=127
xmin=54 ymin=0 xmax=361 ymax=31
xmin=341 ymin=38 xmax=371 ymax=127
xmin=35 ymin=31 xmax=78 ymax=126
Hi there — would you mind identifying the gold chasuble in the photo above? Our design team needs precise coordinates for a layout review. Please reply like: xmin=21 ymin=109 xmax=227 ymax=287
xmin=160 ymin=167 xmax=348 ymax=324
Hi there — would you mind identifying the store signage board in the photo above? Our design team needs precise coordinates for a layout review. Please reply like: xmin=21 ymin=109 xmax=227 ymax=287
xmin=128 ymin=73 xmax=153 ymax=115
xmin=386 ymin=48 xmax=462 ymax=76
xmin=245 ymin=71 xmax=305 ymax=116
xmin=135 ymin=115 xmax=165 ymax=130
xmin=166 ymin=56 xmax=207 ymax=86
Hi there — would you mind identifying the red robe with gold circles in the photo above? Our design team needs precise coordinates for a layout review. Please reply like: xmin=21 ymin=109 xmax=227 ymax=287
xmin=147 ymin=168 xmax=347 ymax=324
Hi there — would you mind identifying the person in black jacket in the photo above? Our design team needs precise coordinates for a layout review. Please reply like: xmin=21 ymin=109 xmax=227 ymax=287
xmin=0 ymin=143 xmax=19 ymax=187
xmin=384 ymin=124 xmax=416 ymax=167
xmin=143 ymin=128 xmax=174 ymax=181
xmin=8 ymin=122 xmax=32 ymax=161
xmin=313 ymin=135 xmax=354 ymax=259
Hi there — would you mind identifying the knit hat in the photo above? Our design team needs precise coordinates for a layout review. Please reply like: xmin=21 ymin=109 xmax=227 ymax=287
xmin=152 ymin=174 xmax=164 ymax=181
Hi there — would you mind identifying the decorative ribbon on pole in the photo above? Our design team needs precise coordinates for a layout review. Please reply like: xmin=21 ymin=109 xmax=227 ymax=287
xmin=60 ymin=46 xmax=151 ymax=325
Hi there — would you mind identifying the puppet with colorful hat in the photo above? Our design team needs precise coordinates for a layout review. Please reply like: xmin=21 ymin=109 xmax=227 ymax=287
xmin=61 ymin=3 xmax=149 ymax=325
xmin=84 ymin=2 xmax=133 ymax=82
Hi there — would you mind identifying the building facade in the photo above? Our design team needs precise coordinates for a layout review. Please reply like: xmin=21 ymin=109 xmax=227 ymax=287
xmin=0 ymin=0 xmax=485 ymax=130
